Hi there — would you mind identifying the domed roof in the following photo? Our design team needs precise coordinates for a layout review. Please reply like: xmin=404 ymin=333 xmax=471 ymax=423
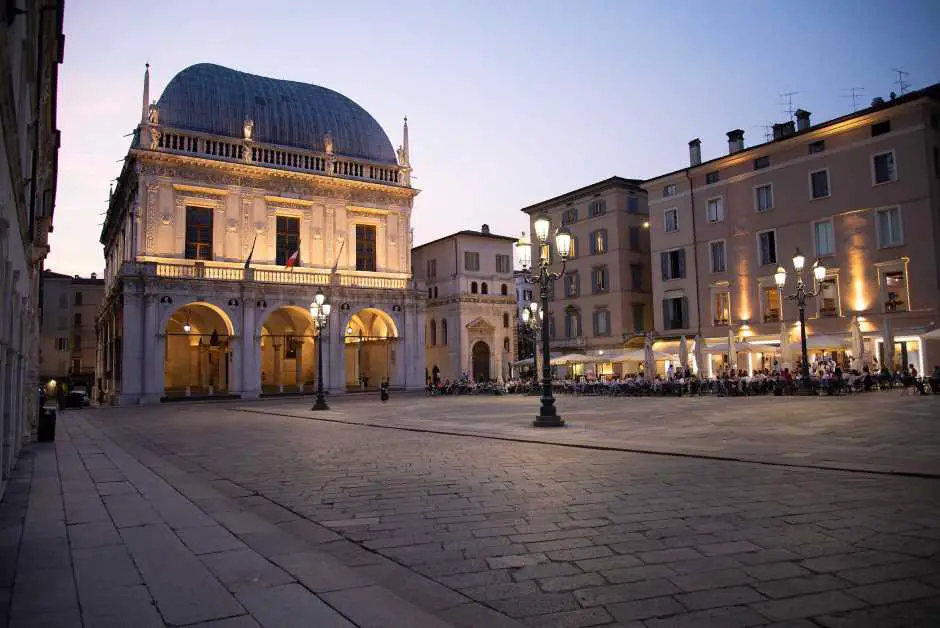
xmin=156 ymin=63 xmax=397 ymax=165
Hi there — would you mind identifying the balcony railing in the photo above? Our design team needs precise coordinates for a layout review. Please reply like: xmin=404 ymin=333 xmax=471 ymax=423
xmin=149 ymin=126 xmax=408 ymax=187
xmin=123 ymin=261 xmax=408 ymax=290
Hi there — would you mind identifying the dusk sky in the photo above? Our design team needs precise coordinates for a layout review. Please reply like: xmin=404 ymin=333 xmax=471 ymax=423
xmin=49 ymin=0 xmax=940 ymax=276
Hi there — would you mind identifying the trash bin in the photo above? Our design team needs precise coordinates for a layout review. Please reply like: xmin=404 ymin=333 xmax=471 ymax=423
xmin=38 ymin=407 xmax=57 ymax=442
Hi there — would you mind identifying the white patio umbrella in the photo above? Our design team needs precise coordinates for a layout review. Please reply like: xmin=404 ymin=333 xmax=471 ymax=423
xmin=693 ymin=335 xmax=705 ymax=375
xmin=644 ymin=333 xmax=656 ymax=377
xmin=851 ymin=317 xmax=864 ymax=370
xmin=779 ymin=322 xmax=792 ymax=370
xmin=678 ymin=336 xmax=689 ymax=368
xmin=728 ymin=329 xmax=737 ymax=372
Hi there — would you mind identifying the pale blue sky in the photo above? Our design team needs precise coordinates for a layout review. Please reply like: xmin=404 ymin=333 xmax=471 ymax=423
xmin=49 ymin=0 xmax=940 ymax=276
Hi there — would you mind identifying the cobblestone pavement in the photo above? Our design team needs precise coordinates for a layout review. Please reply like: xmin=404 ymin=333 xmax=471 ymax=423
xmin=52 ymin=395 xmax=940 ymax=627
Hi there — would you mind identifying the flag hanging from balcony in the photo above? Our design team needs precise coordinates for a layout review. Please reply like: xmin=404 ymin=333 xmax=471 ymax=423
xmin=244 ymin=233 xmax=258 ymax=270
xmin=285 ymin=240 xmax=301 ymax=269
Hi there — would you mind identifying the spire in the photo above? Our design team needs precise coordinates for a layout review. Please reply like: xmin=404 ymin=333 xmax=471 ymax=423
xmin=402 ymin=115 xmax=409 ymax=164
xmin=141 ymin=62 xmax=150 ymax=125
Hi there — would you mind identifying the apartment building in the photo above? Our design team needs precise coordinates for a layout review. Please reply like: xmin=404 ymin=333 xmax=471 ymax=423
xmin=39 ymin=271 xmax=105 ymax=389
xmin=643 ymin=84 xmax=940 ymax=375
xmin=412 ymin=225 xmax=518 ymax=382
xmin=520 ymin=177 xmax=653 ymax=362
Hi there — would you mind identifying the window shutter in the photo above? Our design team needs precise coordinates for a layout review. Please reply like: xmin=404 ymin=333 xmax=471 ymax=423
xmin=680 ymin=297 xmax=689 ymax=328
xmin=662 ymin=300 xmax=670 ymax=329
xmin=677 ymin=249 xmax=686 ymax=278
xmin=660 ymin=253 xmax=669 ymax=281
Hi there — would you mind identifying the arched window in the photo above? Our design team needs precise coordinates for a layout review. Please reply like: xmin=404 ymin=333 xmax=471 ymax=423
xmin=503 ymin=313 xmax=509 ymax=328
xmin=441 ymin=319 xmax=448 ymax=345
xmin=471 ymin=282 xmax=478 ymax=294
xmin=428 ymin=288 xmax=432 ymax=298
xmin=501 ymin=284 xmax=508 ymax=295
xmin=503 ymin=337 xmax=511 ymax=352
xmin=481 ymin=282 xmax=489 ymax=295
xmin=433 ymin=286 xmax=438 ymax=298
xmin=429 ymin=319 xmax=437 ymax=346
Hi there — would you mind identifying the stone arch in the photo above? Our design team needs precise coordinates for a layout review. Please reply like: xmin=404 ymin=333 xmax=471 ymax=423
xmin=343 ymin=307 xmax=399 ymax=389
xmin=441 ymin=318 xmax=448 ymax=346
xmin=471 ymin=281 xmax=478 ymax=294
xmin=481 ymin=282 xmax=489 ymax=295
xmin=429 ymin=319 xmax=437 ymax=346
xmin=472 ymin=341 xmax=491 ymax=382
xmin=501 ymin=283 xmax=508 ymax=295
xmin=164 ymin=302 xmax=236 ymax=397
xmin=259 ymin=305 xmax=318 ymax=394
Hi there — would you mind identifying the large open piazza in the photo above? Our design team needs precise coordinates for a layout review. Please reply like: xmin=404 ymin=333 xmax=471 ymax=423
xmin=3 ymin=394 xmax=939 ymax=627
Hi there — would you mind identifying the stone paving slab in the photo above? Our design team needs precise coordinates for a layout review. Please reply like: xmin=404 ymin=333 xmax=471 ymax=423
xmin=68 ymin=397 xmax=940 ymax=627
xmin=0 ymin=410 xmax=518 ymax=627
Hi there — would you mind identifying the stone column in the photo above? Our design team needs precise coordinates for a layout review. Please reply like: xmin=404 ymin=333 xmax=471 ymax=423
xmin=295 ymin=341 xmax=303 ymax=392
xmin=186 ymin=343 xmax=194 ymax=396
xmin=273 ymin=343 xmax=282 ymax=393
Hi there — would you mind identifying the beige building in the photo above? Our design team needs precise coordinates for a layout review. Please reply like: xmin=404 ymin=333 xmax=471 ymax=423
xmin=39 ymin=271 xmax=105 ymax=388
xmin=0 ymin=0 xmax=64 ymax=487
xmin=98 ymin=63 xmax=425 ymax=404
xmin=520 ymin=177 xmax=653 ymax=368
xmin=643 ymin=84 xmax=940 ymax=375
xmin=412 ymin=225 xmax=517 ymax=382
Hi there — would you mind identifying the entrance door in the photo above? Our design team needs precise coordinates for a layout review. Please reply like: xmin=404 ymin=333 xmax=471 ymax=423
xmin=472 ymin=341 xmax=490 ymax=382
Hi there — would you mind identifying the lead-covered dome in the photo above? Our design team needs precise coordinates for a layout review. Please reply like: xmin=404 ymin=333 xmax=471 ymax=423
xmin=156 ymin=63 xmax=397 ymax=165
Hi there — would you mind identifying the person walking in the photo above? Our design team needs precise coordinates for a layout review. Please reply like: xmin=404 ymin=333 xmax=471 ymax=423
xmin=380 ymin=378 xmax=390 ymax=402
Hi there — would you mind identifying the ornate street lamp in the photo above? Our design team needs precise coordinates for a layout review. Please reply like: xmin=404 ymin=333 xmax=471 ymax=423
xmin=775 ymin=249 xmax=826 ymax=395
xmin=516 ymin=217 xmax=571 ymax=427
xmin=309 ymin=287 xmax=332 ymax=410
xmin=521 ymin=302 xmax=543 ymax=395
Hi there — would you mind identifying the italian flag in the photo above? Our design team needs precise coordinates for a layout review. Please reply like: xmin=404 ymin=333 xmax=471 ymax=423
xmin=285 ymin=242 xmax=300 ymax=269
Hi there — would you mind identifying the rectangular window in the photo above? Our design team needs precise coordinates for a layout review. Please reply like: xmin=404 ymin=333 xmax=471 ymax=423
xmin=628 ymin=226 xmax=640 ymax=251
xmin=564 ymin=309 xmax=580 ymax=338
xmin=632 ymin=303 xmax=645 ymax=332
xmin=810 ymin=169 xmax=830 ymax=199
xmin=758 ymin=230 xmax=777 ymax=266
xmin=819 ymin=279 xmax=839 ymax=317
xmin=589 ymin=229 xmax=608 ymax=254
xmin=873 ymin=151 xmax=896 ymax=184
xmin=355 ymin=224 xmax=377 ymax=271
xmin=754 ymin=156 xmax=770 ymax=170
xmin=663 ymin=184 xmax=677 ymax=198
xmin=876 ymin=207 xmax=903 ymax=247
xmin=564 ymin=272 xmax=579 ymax=298
xmin=591 ymin=266 xmax=609 ymax=293
xmin=713 ymin=292 xmax=730 ymax=326
xmin=496 ymin=254 xmax=512 ymax=274
xmin=523 ymin=289 xmax=532 ymax=302
xmin=662 ymin=297 xmax=688 ymax=330
xmin=706 ymin=171 xmax=719 ymax=184
xmin=427 ymin=259 xmax=437 ymax=279
xmin=627 ymin=197 xmax=639 ymax=213
xmin=74 ymin=313 xmax=81 ymax=326
xmin=73 ymin=334 xmax=82 ymax=351
xmin=706 ymin=197 xmax=723 ymax=223
xmin=630 ymin=264 xmax=642 ymax=290
xmin=589 ymin=199 xmax=606 ymax=216
xmin=185 ymin=206 xmax=213 ymax=260
xmin=593 ymin=310 xmax=611 ymax=337
xmin=74 ymin=292 xmax=83 ymax=306
xmin=871 ymin=120 xmax=891 ymax=136
xmin=561 ymin=208 xmax=578 ymax=225
xmin=755 ymin=184 xmax=773 ymax=212
xmin=709 ymin=240 xmax=726 ymax=273
xmin=569 ymin=236 xmax=578 ymax=259
xmin=884 ymin=271 xmax=907 ymax=312
xmin=814 ymin=220 xmax=835 ymax=257
xmin=664 ymin=208 xmax=679 ymax=233
xmin=56 ymin=338 xmax=67 ymax=351
xmin=275 ymin=215 xmax=300 ymax=266
xmin=763 ymin=287 xmax=781 ymax=322
xmin=464 ymin=251 xmax=480 ymax=271
xmin=71 ymin=359 xmax=81 ymax=373
xmin=809 ymin=140 xmax=825 ymax=154
xmin=660 ymin=248 xmax=686 ymax=281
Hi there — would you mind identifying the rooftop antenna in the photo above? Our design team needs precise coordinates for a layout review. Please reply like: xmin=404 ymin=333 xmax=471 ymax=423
xmin=777 ymin=91 xmax=801 ymax=119
xmin=892 ymin=68 xmax=911 ymax=96
xmin=841 ymin=87 xmax=865 ymax=112
xmin=753 ymin=122 xmax=775 ymax=143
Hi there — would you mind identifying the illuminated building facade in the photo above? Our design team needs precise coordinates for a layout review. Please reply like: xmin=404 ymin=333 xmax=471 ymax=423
xmin=644 ymin=85 xmax=940 ymax=375
xmin=98 ymin=63 xmax=425 ymax=404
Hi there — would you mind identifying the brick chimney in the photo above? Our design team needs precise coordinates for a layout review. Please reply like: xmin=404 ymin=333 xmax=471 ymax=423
xmin=794 ymin=109 xmax=811 ymax=132
xmin=772 ymin=121 xmax=796 ymax=140
xmin=727 ymin=129 xmax=744 ymax=154
xmin=688 ymin=138 xmax=702 ymax=166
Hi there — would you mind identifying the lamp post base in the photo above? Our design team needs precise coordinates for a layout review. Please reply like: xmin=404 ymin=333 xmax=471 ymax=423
xmin=312 ymin=395 xmax=330 ymax=411
xmin=533 ymin=415 xmax=565 ymax=428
